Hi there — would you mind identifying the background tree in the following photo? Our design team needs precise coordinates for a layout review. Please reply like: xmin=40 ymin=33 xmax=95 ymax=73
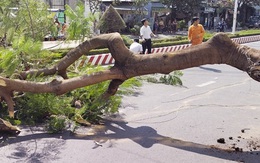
xmin=86 ymin=0 xmax=100 ymax=15
xmin=216 ymin=0 xmax=260 ymax=25
xmin=80 ymin=0 xmax=103 ymax=35
xmin=160 ymin=0 xmax=204 ymax=20
xmin=238 ymin=0 xmax=260 ymax=7
xmin=97 ymin=5 xmax=126 ymax=33
xmin=132 ymin=0 xmax=149 ymax=15
xmin=238 ymin=0 xmax=260 ymax=25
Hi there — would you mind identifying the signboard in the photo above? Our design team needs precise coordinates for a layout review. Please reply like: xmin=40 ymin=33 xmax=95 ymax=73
xmin=204 ymin=7 xmax=215 ymax=13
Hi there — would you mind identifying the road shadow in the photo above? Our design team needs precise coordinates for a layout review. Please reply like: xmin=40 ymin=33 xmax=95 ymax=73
xmin=199 ymin=66 xmax=222 ymax=73
xmin=0 ymin=129 xmax=64 ymax=162
xmin=0 ymin=119 xmax=259 ymax=162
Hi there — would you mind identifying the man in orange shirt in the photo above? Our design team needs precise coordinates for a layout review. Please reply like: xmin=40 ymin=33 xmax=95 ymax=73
xmin=188 ymin=17 xmax=205 ymax=46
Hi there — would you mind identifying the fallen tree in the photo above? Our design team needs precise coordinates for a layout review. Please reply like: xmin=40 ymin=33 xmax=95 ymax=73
xmin=0 ymin=32 xmax=260 ymax=117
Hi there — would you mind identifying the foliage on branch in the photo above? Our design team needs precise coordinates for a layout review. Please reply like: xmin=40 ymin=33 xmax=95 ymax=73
xmin=0 ymin=65 xmax=142 ymax=131
xmin=65 ymin=2 xmax=94 ymax=41
xmin=0 ymin=36 xmax=44 ymax=77
xmin=0 ymin=1 xmax=140 ymax=132
xmin=0 ymin=0 xmax=55 ymax=43
xmin=145 ymin=71 xmax=183 ymax=86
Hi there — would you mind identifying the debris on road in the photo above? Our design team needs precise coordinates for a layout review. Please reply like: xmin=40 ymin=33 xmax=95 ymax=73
xmin=217 ymin=138 xmax=225 ymax=144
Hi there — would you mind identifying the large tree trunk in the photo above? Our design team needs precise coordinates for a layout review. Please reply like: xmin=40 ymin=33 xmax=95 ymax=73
xmin=1 ymin=33 xmax=260 ymax=117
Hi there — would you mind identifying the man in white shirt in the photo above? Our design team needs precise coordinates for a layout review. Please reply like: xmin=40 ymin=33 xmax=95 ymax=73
xmin=129 ymin=39 xmax=143 ymax=54
xmin=140 ymin=18 xmax=156 ymax=54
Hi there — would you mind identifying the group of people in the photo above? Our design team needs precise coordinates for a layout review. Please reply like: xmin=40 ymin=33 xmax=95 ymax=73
xmin=153 ymin=18 xmax=178 ymax=34
xmin=45 ymin=18 xmax=67 ymax=41
xmin=55 ymin=18 xmax=67 ymax=40
xmin=129 ymin=16 xmax=206 ymax=54
xmin=216 ymin=20 xmax=227 ymax=32
xmin=130 ymin=18 xmax=157 ymax=54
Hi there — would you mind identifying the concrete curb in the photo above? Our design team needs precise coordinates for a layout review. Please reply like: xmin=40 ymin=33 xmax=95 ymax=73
xmin=77 ymin=35 xmax=260 ymax=66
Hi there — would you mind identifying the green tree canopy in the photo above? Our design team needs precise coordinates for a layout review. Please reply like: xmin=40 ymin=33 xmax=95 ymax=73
xmin=160 ymin=0 xmax=204 ymax=20
xmin=86 ymin=0 xmax=100 ymax=14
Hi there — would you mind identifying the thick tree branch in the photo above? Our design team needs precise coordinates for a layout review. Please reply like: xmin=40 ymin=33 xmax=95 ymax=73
xmin=103 ymin=79 xmax=125 ymax=99
xmin=0 ymin=87 xmax=14 ymax=117
xmin=20 ymin=33 xmax=124 ymax=79
xmin=2 ymin=68 xmax=125 ymax=96
xmin=114 ymin=33 xmax=260 ymax=81
xmin=1 ymin=32 xmax=260 ymax=116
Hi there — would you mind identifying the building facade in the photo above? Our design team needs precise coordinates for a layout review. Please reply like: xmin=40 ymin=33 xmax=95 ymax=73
xmin=41 ymin=0 xmax=78 ymax=23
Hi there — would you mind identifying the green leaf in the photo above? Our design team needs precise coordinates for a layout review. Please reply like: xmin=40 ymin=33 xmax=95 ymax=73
xmin=65 ymin=2 xmax=92 ymax=41
xmin=0 ymin=50 xmax=20 ymax=76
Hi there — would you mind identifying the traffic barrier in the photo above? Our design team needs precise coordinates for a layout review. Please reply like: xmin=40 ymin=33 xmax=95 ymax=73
xmin=82 ymin=44 xmax=192 ymax=66
xmin=151 ymin=44 xmax=191 ymax=54
xmin=231 ymin=35 xmax=260 ymax=44
xmin=76 ymin=35 xmax=260 ymax=66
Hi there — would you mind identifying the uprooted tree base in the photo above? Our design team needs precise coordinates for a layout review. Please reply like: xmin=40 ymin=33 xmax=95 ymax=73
xmin=0 ymin=32 xmax=260 ymax=117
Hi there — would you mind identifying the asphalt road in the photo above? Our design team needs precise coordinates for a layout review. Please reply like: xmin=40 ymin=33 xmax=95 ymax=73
xmin=1 ymin=42 xmax=260 ymax=163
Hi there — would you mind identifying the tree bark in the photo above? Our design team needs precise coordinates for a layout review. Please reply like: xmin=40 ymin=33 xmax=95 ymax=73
xmin=1 ymin=32 xmax=260 ymax=117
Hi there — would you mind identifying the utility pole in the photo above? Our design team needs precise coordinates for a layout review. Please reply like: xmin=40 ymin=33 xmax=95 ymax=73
xmin=232 ymin=0 xmax=238 ymax=34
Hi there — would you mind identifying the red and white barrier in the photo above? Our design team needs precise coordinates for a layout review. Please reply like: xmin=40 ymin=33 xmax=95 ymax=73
xmin=151 ymin=44 xmax=191 ymax=54
xmin=83 ymin=44 xmax=191 ymax=66
xmin=231 ymin=35 xmax=260 ymax=44
xmin=78 ymin=35 xmax=260 ymax=66
xmin=87 ymin=53 xmax=114 ymax=65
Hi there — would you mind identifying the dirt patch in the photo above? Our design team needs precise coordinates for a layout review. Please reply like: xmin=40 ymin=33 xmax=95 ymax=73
xmin=216 ymin=128 xmax=260 ymax=154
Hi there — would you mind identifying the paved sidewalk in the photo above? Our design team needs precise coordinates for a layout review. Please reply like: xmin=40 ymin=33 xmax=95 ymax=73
xmin=42 ymin=40 xmax=82 ymax=50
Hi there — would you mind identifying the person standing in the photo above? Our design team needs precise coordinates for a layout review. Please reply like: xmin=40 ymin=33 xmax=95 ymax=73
xmin=172 ymin=19 xmax=177 ymax=34
xmin=140 ymin=18 xmax=156 ymax=54
xmin=153 ymin=20 xmax=158 ymax=35
xmin=129 ymin=39 xmax=143 ymax=54
xmin=188 ymin=17 xmax=205 ymax=46
xmin=220 ymin=19 xmax=226 ymax=32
